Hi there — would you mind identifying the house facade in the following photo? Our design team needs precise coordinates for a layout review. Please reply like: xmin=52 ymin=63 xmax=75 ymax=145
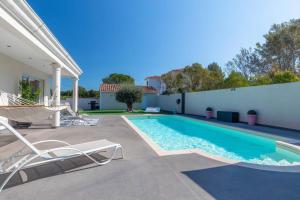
xmin=0 ymin=1 xmax=82 ymax=127
xmin=145 ymin=76 xmax=166 ymax=94
xmin=99 ymin=84 xmax=157 ymax=110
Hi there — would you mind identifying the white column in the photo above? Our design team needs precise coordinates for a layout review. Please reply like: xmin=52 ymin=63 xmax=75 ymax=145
xmin=52 ymin=66 xmax=61 ymax=128
xmin=44 ymin=76 xmax=51 ymax=106
xmin=72 ymin=77 xmax=79 ymax=113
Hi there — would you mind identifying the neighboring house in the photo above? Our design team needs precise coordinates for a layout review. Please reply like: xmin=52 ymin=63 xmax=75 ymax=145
xmin=0 ymin=1 xmax=82 ymax=127
xmin=99 ymin=84 xmax=157 ymax=110
xmin=145 ymin=76 xmax=166 ymax=94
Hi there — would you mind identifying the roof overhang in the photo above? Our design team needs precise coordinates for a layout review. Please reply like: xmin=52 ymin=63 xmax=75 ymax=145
xmin=0 ymin=0 xmax=82 ymax=78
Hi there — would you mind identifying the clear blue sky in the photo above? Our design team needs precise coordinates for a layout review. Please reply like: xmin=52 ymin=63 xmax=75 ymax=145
xmin=28 ymin=0 xmax=300 ymax=90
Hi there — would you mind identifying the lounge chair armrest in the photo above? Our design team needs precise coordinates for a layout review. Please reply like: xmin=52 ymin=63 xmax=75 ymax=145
xmin=32 ymin=140 xmax=71 ymax=147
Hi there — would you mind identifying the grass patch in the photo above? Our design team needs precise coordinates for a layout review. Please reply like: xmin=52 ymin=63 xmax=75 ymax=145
xmin=80 ymin=109 xmax=170 ymax=115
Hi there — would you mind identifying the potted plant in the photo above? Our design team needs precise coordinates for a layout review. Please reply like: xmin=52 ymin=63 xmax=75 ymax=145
xmin=247 ymin=110 xmax=257 ymax=125
xmin=206 ymin=107 xmax=213 ymax=119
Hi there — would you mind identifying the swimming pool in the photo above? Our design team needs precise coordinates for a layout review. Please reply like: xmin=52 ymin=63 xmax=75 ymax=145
xmin=127 ymin=115 xmax=300 ymax=166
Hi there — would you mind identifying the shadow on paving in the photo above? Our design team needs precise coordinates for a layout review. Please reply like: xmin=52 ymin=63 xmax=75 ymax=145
xmin=182 ymin=164 xmax=300 ymax=200
xmin=0 ymin=154 xmax=109 ymax=191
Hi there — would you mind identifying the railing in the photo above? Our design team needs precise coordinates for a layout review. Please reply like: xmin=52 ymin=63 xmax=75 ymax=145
xmin=0 ymin=91 xmax=39 ymax=106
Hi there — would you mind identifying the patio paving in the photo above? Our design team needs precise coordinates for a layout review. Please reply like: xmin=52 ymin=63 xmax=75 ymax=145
xmin=0 ymin=115 xmax=300 ymax=200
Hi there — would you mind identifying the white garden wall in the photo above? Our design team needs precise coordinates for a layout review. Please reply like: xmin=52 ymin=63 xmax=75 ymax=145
xmin=64 ymin=98 xmax=99 ymax=110
xmin=157 ymin=93 xmax=182 ymax=113
xmin=140 ymin=94 xmax=158 ymax=109
xmin=100 ymin=92 xmax=157 ymax=110
xmin=157 ymin=82 xmax=300 ymax=130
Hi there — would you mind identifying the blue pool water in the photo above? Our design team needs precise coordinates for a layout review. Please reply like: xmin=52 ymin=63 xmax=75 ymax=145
xmin=128 ymin=115 xmax=300 ymax=166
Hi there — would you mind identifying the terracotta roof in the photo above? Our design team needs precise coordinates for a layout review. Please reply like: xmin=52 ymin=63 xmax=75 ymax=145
xmin=100 ymin=84 xmax=122 ymax=92
xmin=137 ymin=86 xmax=157 ymax=94
xmin=145 ymin=76 xmax=161 ymax=80
xmin=100 ymin=84 xmax=157 ymax=94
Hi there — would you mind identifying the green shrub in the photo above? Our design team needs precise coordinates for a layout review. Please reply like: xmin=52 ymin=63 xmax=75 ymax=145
xmin=271 ymin=71 xmax=300 ymax=84
xmin=19 ymin=81 xmax=41 ymax=102
xmin=251 ymin=75 xmax=272 ymax=86
xmin=223 ymin=71 xmax=249 ymax=88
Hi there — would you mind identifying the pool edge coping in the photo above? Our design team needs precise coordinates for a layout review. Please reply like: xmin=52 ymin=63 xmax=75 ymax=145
xmin=121 ymin=115 xmax=300 ymax=172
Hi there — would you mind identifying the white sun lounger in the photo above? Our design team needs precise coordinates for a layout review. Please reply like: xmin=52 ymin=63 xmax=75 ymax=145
xmin=61 ymin=103 xmax=99 ymax=126
xmin=0 ymin=117 xmax=123 ymax=191
xmin=145 ymin=107 xmax=161 ymax=113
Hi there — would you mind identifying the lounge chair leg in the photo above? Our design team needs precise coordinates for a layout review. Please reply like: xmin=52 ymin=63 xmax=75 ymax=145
xmin=0 ymin=155 xmax=38 ymax=192
xmin=118 ymin=146 xmax=124 ymax=159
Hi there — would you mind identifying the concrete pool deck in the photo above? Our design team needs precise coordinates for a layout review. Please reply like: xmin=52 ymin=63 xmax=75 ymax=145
xmin=1 ymin=115 xmax=300 ymax=200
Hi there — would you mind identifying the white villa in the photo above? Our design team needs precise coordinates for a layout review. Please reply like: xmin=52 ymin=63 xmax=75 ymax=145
xmin=0 ymin=1 xmax=82 ymax=127
xmin=145 ymin=76 xmax=166 ymax=95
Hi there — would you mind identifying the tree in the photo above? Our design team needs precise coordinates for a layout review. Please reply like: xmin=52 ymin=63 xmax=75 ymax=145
xmin=161 ymin=63 xmax=226 ymax=93
xmin=102 ymin=73 xmax=135 ymax=84
xmin=115 ymin=85 xmax=143 ymax=112
xmin=223 ymin=71 xmax=249 ymax=88
xmin=161 ymin=69 xmax=188 ymax=93
xmin=206 ymin=62 xmax=224 ymax=90
xmin=256 ymin=19 xmax=300 ymax=72
xmin=61 ymin=86 xmax=99 ymax=99
xmin=226 ymin=48 xmax=265 ymax=79
xmin=78 ymin=86 xmax=88 ymax=97
xmin=183 ymin=63 xmax=209 ymax=91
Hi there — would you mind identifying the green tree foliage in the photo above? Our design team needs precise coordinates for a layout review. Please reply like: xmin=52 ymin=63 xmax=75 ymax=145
xmin=251 ymin=71 xmax=299 ymax=86
xmin=60 ymin=90 xmax=72 ymax=98
xmin=256 ymin=19 xmax=300 ymax=72
xmin=206 ymin=62 xmax=225 ymax=90
xmin=161 ymin=71 xmax=179 ymax=94
xmin=251 ymin=75 xmax=272 ymax=86
xmin=61 ymin=86 xmax=99 ymax=99
xmin=162 ymin=63 xmax=226 ymax=93
xmin=19 ymin=81 xmax=41 ymax=102
xmin=115 ymin=85 xmax=143 ymax=112
xmin=223 ymin=72 xmax=249 ymax=88
xmin=102 ymin=73 xmax=135 ymax=84
xmin=270 ymin=70 xmax=300 ymax=84
xmin=226 ymin=48 xmax=266 ymax=79
xmin=227 ymin=19 xmax=300 ymax=79
xmin=183 ymin=63 xmax=209 ymax=91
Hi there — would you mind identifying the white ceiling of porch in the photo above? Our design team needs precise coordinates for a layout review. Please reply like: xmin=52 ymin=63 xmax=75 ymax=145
xmin=0 ymin=17 xmax=70 ymax=77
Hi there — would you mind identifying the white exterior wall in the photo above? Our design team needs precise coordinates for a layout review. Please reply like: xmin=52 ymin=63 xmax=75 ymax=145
xmin=100 ymin=92 xmax=140 ymax=110
xmin=100 ymin=92 xmax=157 ymax=110
xmin=147 ymin=79 xmax=161 ymax=94
xmin=157 ymin=93 xmax=182 ymax=113
xmin=180 ymin=82 xmax=300 ymax=130
xmin=146 ymin=79 xmax=166 ymax=94
xmin=0 ymin=53 xmax=49 ymax=102
xmin=64 ymin=97 xmax=99 ymax=110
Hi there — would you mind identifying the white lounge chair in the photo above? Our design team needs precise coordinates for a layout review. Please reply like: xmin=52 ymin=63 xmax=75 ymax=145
xmin=145 ymin=107 xmax=161 ymax=113
xmin=61 ymin=103 xmax=99 ymax=126
xmin=0 ymin=116 xmax=8 ymax=132
xmin=0 ymin=117 xmax=123 ymax=191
